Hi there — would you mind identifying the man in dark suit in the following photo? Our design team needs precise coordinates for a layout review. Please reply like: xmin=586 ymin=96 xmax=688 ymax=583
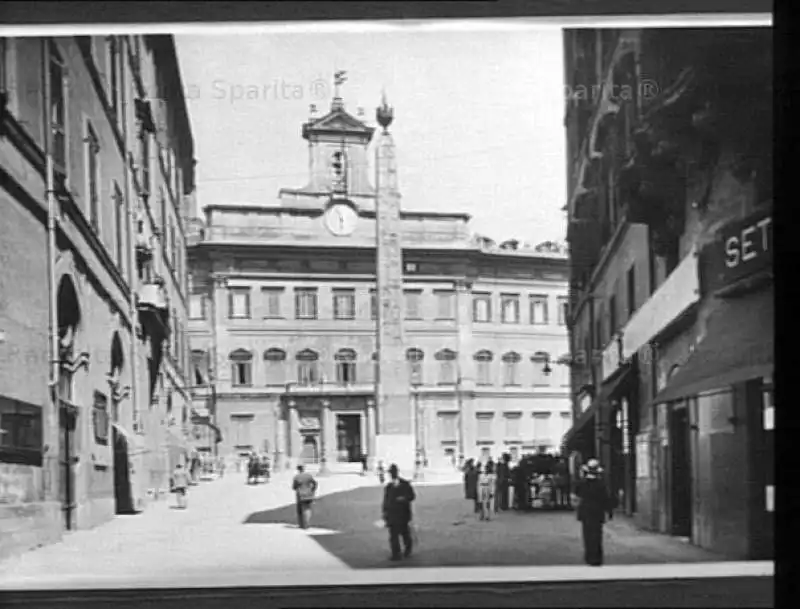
xmin=292 ymin=464 xmax=318 ymax=529
xmin=382 ymin=463 xmax=416 ymax=561
xmin=575 ymin=459 xmax=616 ymax=566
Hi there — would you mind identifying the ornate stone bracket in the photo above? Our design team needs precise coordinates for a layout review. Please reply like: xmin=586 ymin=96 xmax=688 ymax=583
xmin=61 ymin=351 xmax=91 ymax=374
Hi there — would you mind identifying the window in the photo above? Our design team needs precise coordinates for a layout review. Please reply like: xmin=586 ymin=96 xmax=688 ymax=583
xmin=435 ymin=349 xmax=457 ymax=385
xmin=626 ymin=266 xmax=636 ymax=318
xmin=169 ymin=220 xmax=176 ymax=269
xmin=335 ymin=349 xmax=357 ymax=384
xmin=531 ymin=352 xmax=551 ymax=386
xmin=230 ymin=414 xmax=254 ymax=449
xmin=262 ymin=287 xmax=283 ymax=319
xmin=594 ymin=317 xmax=603 ymax=351
xmin=476 ymin=413 xmax=494 ymax=441
xmin=473 ymin=293 xmax=491 ymax=323
xmin=333 ymin=289 xmax=355 ymax=320
xmin=557 ymin=297 xmax=569 ymax=326
xmin=407 ymin=348 xmax=424 ymax=386
xmin=228 ymin=287 xmax=251 ymax=319
xmin=92 ymin=391 xmax=110 ymax=445
xmin=296 ymin=349 xmax=320 ymax=385
xmin=404 ymin=290 xmax=422 ymax=320
xmin=106 ymin=36 xmax=120 ymax=121
xmin=330 ymin=150 xmax=348 ymax=192
xmin=0 ymin=396 xmax=43 ymax=466
xmin=112 ymin=181 xmax=125 ymax=270
xmin=229 ymin=349 xmax=253 ymax=387
xmin=435 ymin=290 xmax=455 ymax=320
xmin=559 ymin=412 xmax=572 ymax=443
xmin=530 ymin=295 xmax=548 ymax=325
xmin=438 ymin=413 xmax=457 ymax=442
xmin=49 ymin=42 xmax=67 ymax=173
xmin=76 ymin=36 xmax=95 ymax=60
xmin=558 ymin=354 xmax=572 ymax=387
xmin=189 ymin=294 xmax=205 ymax=320
xmin=502 ymin=352 xmax=521 ymax=386
xmin=158 ymin=185 xmax=167 ymax=238
xmin=504 ymin=412 xmax=522 ymax=439
xmin=295 ymin=288 xmax=318 ymax=320
xmin=140 ymin=132 xmax=151 ymax=196
xmin=501 ymin=294 xmax=520 ymax=324
xmin=369 ymin=289 xmax=377 ymax=320
xmin=192 ymin=350 xmax=209 ymax=385
xmin=264 ymin=348 xmax=286 ymax=386
xmin=609 ymin=295 xmax=617 ymax=338
xmin=474 ymin=350 xmax=493 ymax=385
xmin=85 ymin=121 xmax=100 ymax=232
xmin=533 ymin=412 xmax=552 ymax=445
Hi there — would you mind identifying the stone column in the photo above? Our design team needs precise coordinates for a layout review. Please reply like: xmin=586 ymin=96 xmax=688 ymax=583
xmin=367 ymin=399 xmax=377 ymax=469
xmin=318 ymin=399 xmax=330 ymax=474
xmin=288 ymin=400 xmax=299 ymax=469
xmin=359 ymin=410 xmax=367 ymax=460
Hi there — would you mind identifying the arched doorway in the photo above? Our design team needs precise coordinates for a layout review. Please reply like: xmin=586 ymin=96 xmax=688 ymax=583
xmin=300 ymin=435 xmax=319 ymax=464
xmin=56 ymin=275 xmax=81 ymax=531
xmin=113 ymin=425 xmax=134 ymax=514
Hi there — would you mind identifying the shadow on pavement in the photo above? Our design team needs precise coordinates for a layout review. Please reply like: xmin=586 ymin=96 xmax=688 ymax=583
xmin=243 ymin=483 xmax=731 ymax=570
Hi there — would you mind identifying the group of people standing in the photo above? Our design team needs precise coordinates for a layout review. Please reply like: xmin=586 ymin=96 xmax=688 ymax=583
xmin=463 ymin=453 xmax=573 ymax=514
xmin=462 ymin=453 xmax=617 ymax=566
xmin=247 ymin=452 xmax=271 ymax=484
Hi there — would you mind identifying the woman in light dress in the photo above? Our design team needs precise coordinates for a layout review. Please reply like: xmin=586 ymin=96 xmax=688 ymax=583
xmin=477 ymin=461 xmax=497 ymax=521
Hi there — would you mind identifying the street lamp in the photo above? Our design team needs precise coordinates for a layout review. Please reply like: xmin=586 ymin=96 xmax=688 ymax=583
xmin=452 ymin=278 xmax=473 ymax=469
xmin=412 ymin=379 xmax=423 ymax=480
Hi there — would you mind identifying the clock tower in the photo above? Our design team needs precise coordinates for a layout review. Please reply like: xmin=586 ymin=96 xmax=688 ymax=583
xmin=298 ymin=75 xmax=376 ymax=198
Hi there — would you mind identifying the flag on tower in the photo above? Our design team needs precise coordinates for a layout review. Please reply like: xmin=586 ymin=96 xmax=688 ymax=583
xmin=334 ymin=70 xmax=348 ymax=86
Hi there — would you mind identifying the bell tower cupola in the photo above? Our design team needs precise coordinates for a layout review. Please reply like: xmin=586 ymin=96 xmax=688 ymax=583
xmin=298 ymin=71 xmax=376 ymax=197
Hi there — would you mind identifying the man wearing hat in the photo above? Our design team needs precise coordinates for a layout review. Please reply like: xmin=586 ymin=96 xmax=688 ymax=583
xmin=382 ymin=463 xmax=416 ymax=561
xmin=575 ymin=458 xmax=616 ymax=566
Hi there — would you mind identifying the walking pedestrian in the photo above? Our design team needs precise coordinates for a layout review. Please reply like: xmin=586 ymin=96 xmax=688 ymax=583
xmin=292 ymin=464 xmax=318 ymax=529
xmin=171 ymin=463 xmax=190 ymax=509
xmin=463 ymin=459 xmax=479 ymax=514
xmin=495 ymin=453 xmax=511 ymax=512
xmin=575 ymin=459 xmax=616 ymax=566
xmin=377 ymin=460 xmax=386 ymax=484
xmin=361 ymin=453 xmax=368 ymax=476
xmin=478 ymin=461 xmax=497 ymax=521
xmin=382 ymin=464 xmax=416 ymax=561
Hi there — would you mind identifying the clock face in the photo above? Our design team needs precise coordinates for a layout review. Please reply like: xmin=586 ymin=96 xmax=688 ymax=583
xmin=325 ymin=203 xmax=357 ymax=236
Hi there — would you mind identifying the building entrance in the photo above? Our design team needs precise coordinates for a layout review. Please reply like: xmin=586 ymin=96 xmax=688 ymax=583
xmin=113 ymin=426 xmax=134 ymax=514
xmin=336 ymin=413 xmax=362 ymax=463
xmin=59 ymin=402 xmax=78 ymax=530
xmin=300 ymin=435 xmax=319 ymax=464
xmin=669 ymin=403 xmax=692 ymax=538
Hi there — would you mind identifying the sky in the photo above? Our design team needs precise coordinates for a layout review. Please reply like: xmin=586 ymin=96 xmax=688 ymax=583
xmin=175 ymin=26 xmax=568 ymax=245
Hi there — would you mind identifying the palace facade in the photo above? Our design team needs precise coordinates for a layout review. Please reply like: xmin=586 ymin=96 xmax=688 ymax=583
xmin=187 ymin=93 xmax=572 ymax=471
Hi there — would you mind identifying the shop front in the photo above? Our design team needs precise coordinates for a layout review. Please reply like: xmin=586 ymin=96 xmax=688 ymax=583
xmin=653 ymin=205 xmax=773 ymax=558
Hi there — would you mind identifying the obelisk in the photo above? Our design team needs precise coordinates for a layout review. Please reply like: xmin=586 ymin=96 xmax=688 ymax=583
xmin=374 ymin=94 xmax=414 ymax=475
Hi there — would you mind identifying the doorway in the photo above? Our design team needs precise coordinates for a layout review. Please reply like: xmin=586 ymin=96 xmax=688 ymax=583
xmin=59 ymin=404 xmax=77 ymax=530
xmin=113 ymin=426 xmax=134 ymax=514
xmin=300 ymin=435 xmax=319 ymax=464
xmin=669 ymin=403 xmax=692 ymax=538
xmin=336 ymin=414 xmax=362 ymax=462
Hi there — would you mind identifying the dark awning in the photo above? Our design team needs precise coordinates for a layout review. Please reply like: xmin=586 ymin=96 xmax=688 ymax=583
xmin=564 ymin=362 xmax=635 ymax=448
xmin=654 ymin=288 xmax=773 ymax=404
